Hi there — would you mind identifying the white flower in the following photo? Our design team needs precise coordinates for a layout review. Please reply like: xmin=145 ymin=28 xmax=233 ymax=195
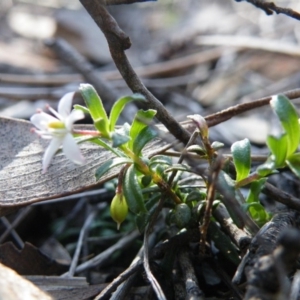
xmin=31 ymin=92 xmax=85 ymax=173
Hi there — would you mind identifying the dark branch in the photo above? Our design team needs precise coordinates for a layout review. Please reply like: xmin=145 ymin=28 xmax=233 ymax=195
xmin=236 ymin=0 xmax=300 ymax=21
xmin=79 ymin=0 xmax=191 ymax=145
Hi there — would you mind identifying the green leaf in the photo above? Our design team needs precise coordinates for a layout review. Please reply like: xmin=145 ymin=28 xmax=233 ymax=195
xmin=89 ymin=138 xmax=125 ymax=157
xmin=73 ymin=104 xmax=90 ymax=115
xmin=270 ymin=95 xmax=300 ymax=157
xmin=94 ymin=118 xmax=110 ymax=137
xmin=95 ymin=157 xmax=132 ymax=181
xmin=135 ymin=212 xmax=150 ymax=233
xmin=123 ymin=165 xmax=147 ymax=214
xmin=231 ymin=138 xmax=251 ymax=182
xmin=133 ymin=126 xmax=158 ymax=156
xmin=256 ymin=158 xmax=277 ymax=177
xmin=111 ymin=132 xmax=131 ymax=148
xmin=211 ymin=141 xmax=224 ymax=150
xmin=246 ymin=178 xmax=267 ymax=204
xmin=286 ymin=152 xmax=300 ymax=178
xmin=109 ymin=94 xmax=145 ymax=132
xmin=128 ymin=109 xmax=157 ymax=150
xmin=149 ymin=155 xmax=172 ymax=167
xmin=174 ymin=203 xmax=192 ymax=228
xmin=243 ymin=202 xmax=269 ymax=227
xmin=217 ymin=171 xmax=244 ymax=228
xmin=266 ymin=133 xmax=288 ymax=167
xmin=79 ymin=84 xmax=109 ymax=135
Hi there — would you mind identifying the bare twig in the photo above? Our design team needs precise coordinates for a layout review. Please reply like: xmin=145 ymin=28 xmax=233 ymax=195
xmin=204 ymin=88 xmax=300 ymax=127
xmin=95 ymin=262 xmax=143 ymax=300
xmin=143 ymin=201 xmax=167 ymax=300
xmin=0 ymin=217 xmax=24 ymax=248
xmin=0 ymin=207 xmax=32 ymax=244
xmin=61 ymin=208 xmax=98 ymax=278
xmin=235 ymin=0 xmax=300 ymax=21
xmin=178 ymin=249 xmax=205 ymax=300
xmin=213 ymin=204 xmax=251 ymax=249
xmin=79 ymin=0 xmax=191 ymax=145
xmin=75 ymin=230 xmax=140 ymax=273
xmin=200 ymin=157 xmax=223 ymax=253
xmin=263 ymin=182 xmax=300 ymax=211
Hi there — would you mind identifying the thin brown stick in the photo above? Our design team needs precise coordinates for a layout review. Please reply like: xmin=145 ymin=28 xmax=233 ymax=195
xmin=204 ymin=88 xmax=300 ymax=127
xmin=79 ymin=0 xmax=191 ymax=145
xmin=236 ymin=0 xmax=300 ymax=21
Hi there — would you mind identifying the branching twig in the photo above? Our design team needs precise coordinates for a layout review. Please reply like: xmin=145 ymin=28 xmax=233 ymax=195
xmin=236 ymin=0 xmax=300 ymax=21
xmin=79 ymin=0 xmax=191 ymax=145
xmin=61 ymin=208 xmax=98 ymax=278
xmin=178 ymin=248 xmax=205 ymax=300
xmin=204 ymin=88 xmax=300 ymax=127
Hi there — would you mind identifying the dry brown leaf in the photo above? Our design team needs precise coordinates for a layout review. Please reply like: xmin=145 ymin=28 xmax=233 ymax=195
xmin=0 ymin=117 xmax=167 ymax=215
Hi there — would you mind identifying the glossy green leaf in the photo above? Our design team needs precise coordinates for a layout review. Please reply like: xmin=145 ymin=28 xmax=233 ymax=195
xmin=256 ymin=158 xmax=277 ymax=177
xmin=79 ymin=84 xmax=109 ymax=135
xmin=95 ymin=157 xmax=132 ymax=181
xmin=128 ymin=109 xmax=157 ymax=150
xmin=246 ymin=178 xmax=267 ymax=204
xmin=135 ymin=212 xmax=150 ymax=233
xmin=217 ymin=171 xmax=244 ymax=229
xmin=211 ymin=141 xmax=224 ymax=150
xmin=123 ymin=165 xmax=147 ymax=214
xmin=73 ymin=104 xmax=90 ymax=115
xmin=149 ymin=155 xmax=172 ymax=167
xmin=93 ymin=118 xmax=110 ymax=137
xmin=111 ymin=132 xmax=131 ymax=148
xmin=286 ymin=152 xmax=300 ymax=178
xmin=141 ymin=175 xmax=152 ymax=187
xmin=244 ymin=202 xmax=269 ymax=227
xmin=109 ymin=94 xmax=145 ymax=132
xmin=133 ymin=126 xmax=158 ymax=156
xmin=270 ymin=95 xmax=300 ymax=157
xmin=186 ymin=145 xmax=206 ymax=155
xmin=231 ymin=138 xmax=251 ymax=182
xmin=174 ymin=203 xmax=191 ymax=228
xmin=266 ymin=133 xmax=288 ymax=167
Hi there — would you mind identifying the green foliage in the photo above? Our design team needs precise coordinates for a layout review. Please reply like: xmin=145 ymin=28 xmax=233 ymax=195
xmin=79 ymin=84 xmax=109 ymax=137
xmin=245 ymin=178 xmax=269 ymax=226
xmin=231 ymin=138 xmax=251 ymax=182
xmin=270 ymin=95 xmax=300 ymax=158
xmin=123 ymin=165 xmax=147 ymax=214
xmin=77 ymin=84 xmax=300 ymax=234
xmin=109 ymin=94 xmax=145 ymax=132
xmin=133 ymin=126 xmax=158 ymax=156
xmin=128 ymin=109 xmax=157 ymax=149
xmin=95 ymin=157 xmax=132 ymax=181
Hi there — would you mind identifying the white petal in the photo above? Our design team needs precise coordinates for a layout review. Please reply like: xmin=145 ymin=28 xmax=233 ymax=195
xmin=42 ymin=137 xmax=63 ymax=173
xmin=31 ymin=112 xmax=57 ymax=131
xmin=65 ymin=110 xmax=85 ymax=130
xmin=58 ymin=92 xmax=75 ymax=119
xmin=62 ymin=133 xmax=85 ymax=165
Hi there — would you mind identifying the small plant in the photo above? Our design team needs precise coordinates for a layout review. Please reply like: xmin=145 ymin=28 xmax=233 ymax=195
xmin=31 ymin=85 xmax=300 ymax=233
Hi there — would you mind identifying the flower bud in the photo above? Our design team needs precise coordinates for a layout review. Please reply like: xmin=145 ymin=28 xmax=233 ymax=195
xmin=110 ymin=192 xmax=128 ymax=230
xmin=187 ymin=114 xmax=209 ymax=139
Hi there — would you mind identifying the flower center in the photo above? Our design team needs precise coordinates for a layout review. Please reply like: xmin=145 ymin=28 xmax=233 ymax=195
xmin=48 ymin=120 xmax=65 ymax=129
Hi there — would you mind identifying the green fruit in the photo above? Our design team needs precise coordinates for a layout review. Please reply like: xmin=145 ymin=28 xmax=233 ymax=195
xmin=110 ymin=193 xmax=128 ymax=230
